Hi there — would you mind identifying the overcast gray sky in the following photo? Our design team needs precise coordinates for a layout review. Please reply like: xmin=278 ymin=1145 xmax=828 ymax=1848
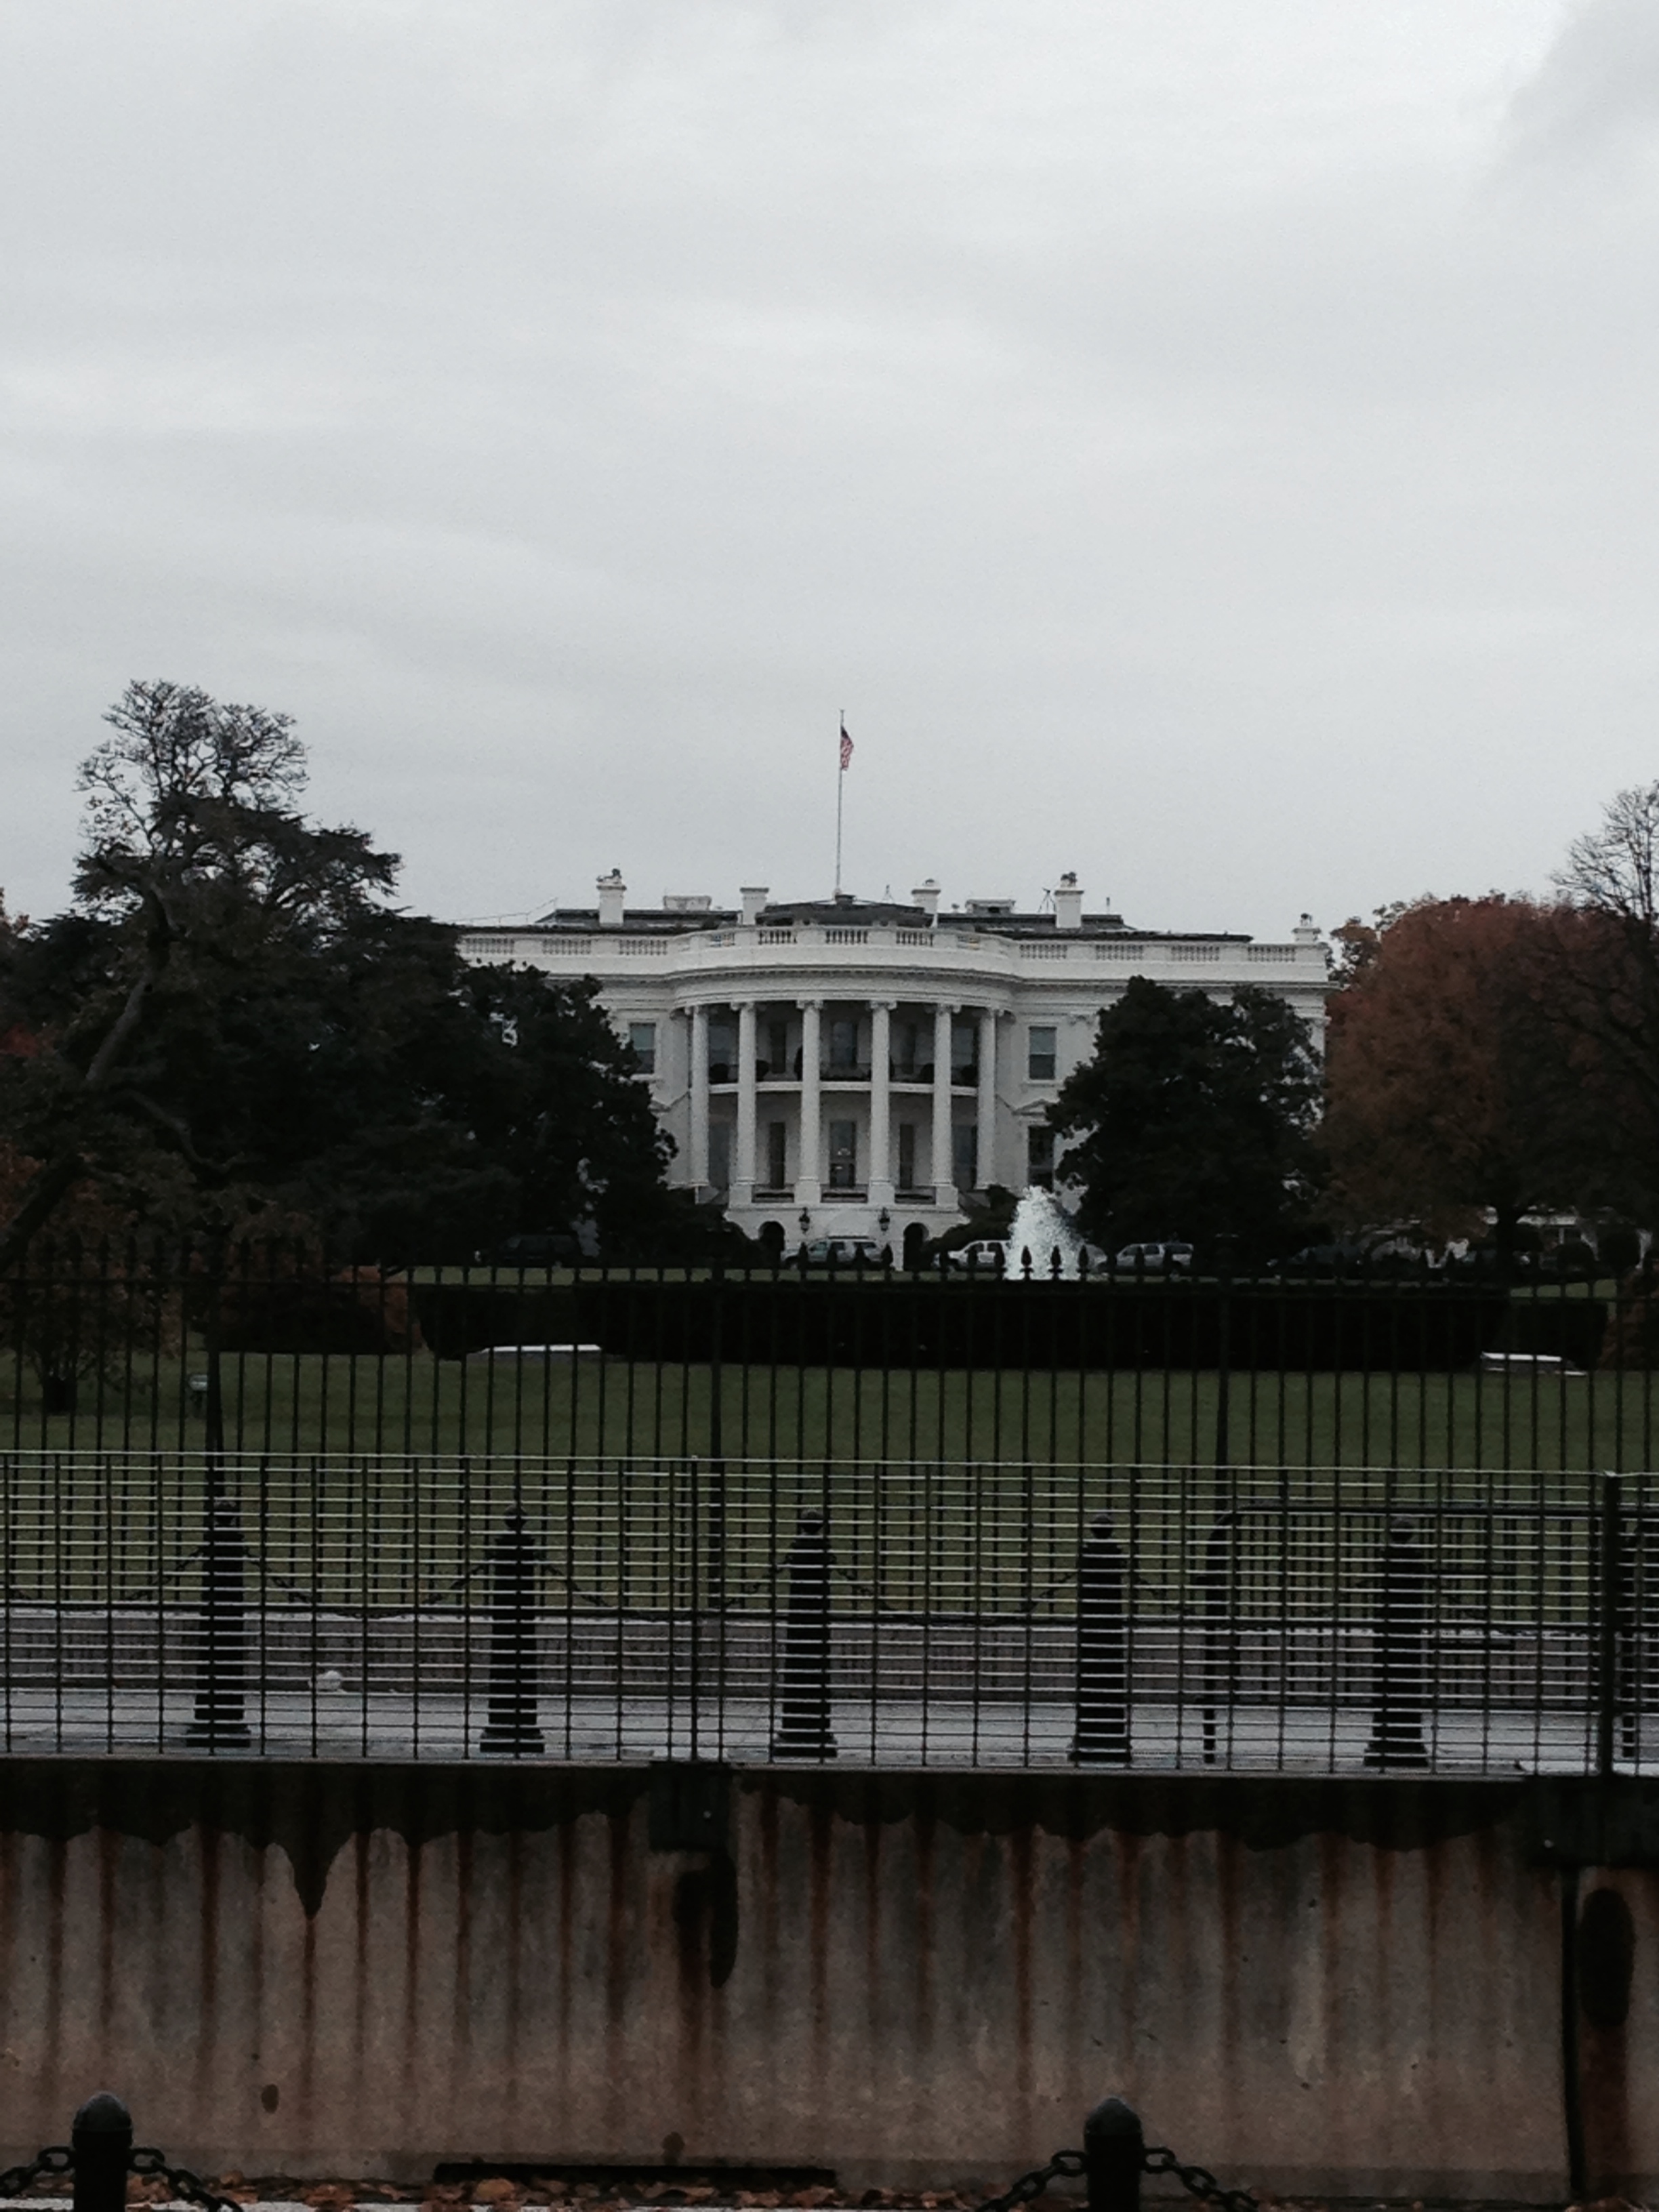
xmin=3 ymin=0 xmax=1656 ymax=939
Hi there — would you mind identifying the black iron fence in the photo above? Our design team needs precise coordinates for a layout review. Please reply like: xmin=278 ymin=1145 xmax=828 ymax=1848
xmin=1 ymin=1240 xmax=1656 ymax=1472
xmin=2 ymin=1448 xmax=1656 ymax=1773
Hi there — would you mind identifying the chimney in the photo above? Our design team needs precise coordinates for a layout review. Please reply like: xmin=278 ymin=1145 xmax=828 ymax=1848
xmin=597 ymin=869 xmax=626 ymax=929
xmin=1054 ymin=873 xmax=1084 ymax=931
xmin=912 ymin=878 xmax=941 ymax=921
xmin=1293 ymin=912 xmax=1321 ymax=945
xmin=740 ymin=885 xmax=769 ymax=926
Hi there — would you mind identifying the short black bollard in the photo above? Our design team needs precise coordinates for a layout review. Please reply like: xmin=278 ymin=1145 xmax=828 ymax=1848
xmin=478 ymin=1506 xmax=546 ymax=1756
xmin=1084 ymin=2097 xmax=1143 ymax=2212
xmin=71 ymin=2093 xmax=132 ymax=2212
xmin=1198 ymin=1510 xmax=1239 ymax=1769
xmin=185 ymin=1490 xmax=251 ymax=1750
xmin=771 ymin=1509 xmax=837 ymax=1759
xmin=1362 ymin=1515 xmax=1431 ymax=1770
xmin=1070 ymin=1511 xmax=1130 ymax=1766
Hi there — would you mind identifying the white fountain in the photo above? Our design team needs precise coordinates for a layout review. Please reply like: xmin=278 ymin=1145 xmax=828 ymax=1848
xmin=1002 ymin=1186 xmax=1090 ymax=1279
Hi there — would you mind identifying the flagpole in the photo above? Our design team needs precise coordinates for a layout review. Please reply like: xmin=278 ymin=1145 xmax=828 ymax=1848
xmin=834 ymin=709 xmax=846 ymax=895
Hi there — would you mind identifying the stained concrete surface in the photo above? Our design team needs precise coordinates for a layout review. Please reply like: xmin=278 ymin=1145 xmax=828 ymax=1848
xmin=0 ymin=1763 xmax=1643 ymax=2203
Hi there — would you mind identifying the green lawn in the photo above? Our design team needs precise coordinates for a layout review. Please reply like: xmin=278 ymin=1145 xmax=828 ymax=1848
xmin=4 ymin=1344 xmax=1656 ymax=1471
xmin=4 ymin=1343 xmax=1645 ymax=1623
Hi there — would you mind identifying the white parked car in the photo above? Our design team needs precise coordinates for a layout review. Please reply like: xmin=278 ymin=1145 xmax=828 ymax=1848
xmin=947 ymin=1239 xmax=1010 ymax=1272
xmin=1113 ymin=1240 xmax=1195 ymax=1274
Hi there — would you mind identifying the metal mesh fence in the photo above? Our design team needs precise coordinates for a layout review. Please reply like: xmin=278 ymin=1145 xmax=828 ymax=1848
xmin=1 ymin=1448 xmax=1652 ymax=1773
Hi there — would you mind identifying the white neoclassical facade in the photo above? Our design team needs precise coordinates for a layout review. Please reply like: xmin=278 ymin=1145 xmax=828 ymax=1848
xmin=458 ymin=876 xmax=1331 ymax=1251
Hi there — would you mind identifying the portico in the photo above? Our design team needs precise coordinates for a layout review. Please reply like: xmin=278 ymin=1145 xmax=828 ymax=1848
xmin=684 ymin=993 xmax=1004 ymax=1241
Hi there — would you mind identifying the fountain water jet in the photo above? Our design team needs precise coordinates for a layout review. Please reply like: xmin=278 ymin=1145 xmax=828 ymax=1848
xmin=1003 ymin=1186 xmax=1088 ymax=1279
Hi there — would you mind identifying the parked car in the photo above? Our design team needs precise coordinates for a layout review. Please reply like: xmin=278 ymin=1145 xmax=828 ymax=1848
xmin=947 ymin=1239 xmax=1010 ymax=1273
xmin=1273 ymin=1242 xmax=1414 ymax=1276
xmin=795 ymin=1237 xmax=888 ymax=1269
xmin=489 ymin=1232 xmax=580 ymax=1268
xmin=1113 ymin=1241 xmax=1194 ymax=1273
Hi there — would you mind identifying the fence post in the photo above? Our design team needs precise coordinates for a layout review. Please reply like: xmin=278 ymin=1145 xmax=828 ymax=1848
xmin=1212 ymin=1232 xmax=1235 ymax=1474
xmin=71 ymin=2093 xmax=132 ymax=2212
xmin=1618 ymin=1483 xmax=1645 ymax=1763
xmin=1084 ymin=2096 xmax=1143 ymax=2212
xmin=479 ymin=1505 xmax=546 ymax=1755
xmin=771 ymin=1508 xmax=837 ymax=1759
xmin=1199 ymin=1509 xmax=1238 ymax=1768
xmin=1362 ymin=1515 xmax=1430 ymax=1770
xmin=1071 ymin=1510 xmax=1131 ymax=1766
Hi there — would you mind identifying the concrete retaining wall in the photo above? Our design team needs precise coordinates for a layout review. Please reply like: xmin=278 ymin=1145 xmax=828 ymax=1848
xmin=0 ymin=1761 xmax=1650 ymax=2199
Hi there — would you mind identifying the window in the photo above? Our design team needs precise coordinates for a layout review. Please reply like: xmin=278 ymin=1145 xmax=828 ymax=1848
xmin=766 ymin=1121 xmax=788 ymax=1189
xmin=896 ymin=1021 xmax=922 ymax=1077
xmin=709 ymin=1122 xmax=732 ymax=1191
xmin=766 ymin=1017 xmax=790 ymax=1076
xmin=1027 ymin=1126 xmax=1055 ymax=1189
xmin=707 ymin=1019 xmax=735 ymax=1084
xmin=829 ymin=1019 xmax=859 ymax=1071
xmin=828 ymin=1120 xmax=857 ymax=1189
xmin=897 ymin=1123 xmax=918 ymax=1189
xmin=628 ymin=1021 xmax=657 ymax=1074
xmin=952 ymin=1124 xmax=978 ymax=1193
xmin=1027 ymin=1026 xmax=1057 ymax=1082
xmin=951 ymin=1015 xmax=977 ymax=1077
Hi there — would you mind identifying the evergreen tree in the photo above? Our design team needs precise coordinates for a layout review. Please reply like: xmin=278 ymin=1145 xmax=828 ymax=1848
xmin=1046 ymin=976 xmax=1320 ymax=1259
xmin=0 ymin=681 xmax=674 ymax=1261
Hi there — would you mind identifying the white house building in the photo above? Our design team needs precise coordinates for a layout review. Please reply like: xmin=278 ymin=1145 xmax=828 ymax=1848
xmin=457 ymin=876 xmax=1331 ymax=1253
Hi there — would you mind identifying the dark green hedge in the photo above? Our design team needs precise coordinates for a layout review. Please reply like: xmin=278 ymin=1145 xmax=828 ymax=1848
xmin=409 ymin=1273 xmax=1601 ymax=1373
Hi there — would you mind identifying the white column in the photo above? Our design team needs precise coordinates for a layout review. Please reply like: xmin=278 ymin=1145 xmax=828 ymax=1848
xmin=932 ymin=1001 xmax=955 ymax=1206
xmin=733 ymin=1000 xmax=757 ymax=1207
xmin=868 ymin=1000 xmax=895 ymax=1208
xmin=689 ymin=1004 xmax=710 ymax=1193
xmin=977 ymin=1007 xmax=997 ymax=1197
xmin=797 ymin=999 xmax=823 ymax=1206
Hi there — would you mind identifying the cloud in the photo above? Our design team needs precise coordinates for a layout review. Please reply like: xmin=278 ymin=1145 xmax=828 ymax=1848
xmin=0 ymin=0 xmax=1651 ymax=949
xmin=1505 ymin=0 xmax=1659 ymax=165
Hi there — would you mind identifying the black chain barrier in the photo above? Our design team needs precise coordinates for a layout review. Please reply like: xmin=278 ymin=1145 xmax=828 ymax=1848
xmin=0 ymin=2097 xmax=240 ymax=2212
xmin=976 ymin=2099 xmax=1258 ymax=2212
xmin=0 ymin=2153 xmax=72 ymax=2198
xmin=1141 ymin=2145 xmax=1260 ymax=2212
xmin=975 ymin=2150 xmax=1087 ymax=2212
xmin=127 ymin=2148 xmax=243 ymax=2212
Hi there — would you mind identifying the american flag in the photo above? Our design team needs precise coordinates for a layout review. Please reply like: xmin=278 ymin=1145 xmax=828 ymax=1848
xmin=840 ymin=721 xmax=854 ymax=771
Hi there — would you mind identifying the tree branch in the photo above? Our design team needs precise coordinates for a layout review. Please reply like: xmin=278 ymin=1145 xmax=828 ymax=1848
xmin=0 ymin=1151 xmax=88 ymax=1271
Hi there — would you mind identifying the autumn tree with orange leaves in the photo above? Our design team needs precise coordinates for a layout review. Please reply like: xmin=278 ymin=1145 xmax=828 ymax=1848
xmin=1321 ymin=895 xmax=1599 ymax=1264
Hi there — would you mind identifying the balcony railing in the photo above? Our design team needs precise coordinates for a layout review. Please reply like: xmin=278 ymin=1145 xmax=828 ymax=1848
xmin=465 ymin=925 xmax=1325 ymax=981
xmin=710 ymin=1063 xmax=985 ymax=1088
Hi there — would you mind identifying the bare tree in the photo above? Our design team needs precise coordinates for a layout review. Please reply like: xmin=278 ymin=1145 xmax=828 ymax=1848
xmin=1559 ymin=781 xmax=1659 ymax=930
xmin=1553 ymin=781 xmax=1659 ymax=1223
